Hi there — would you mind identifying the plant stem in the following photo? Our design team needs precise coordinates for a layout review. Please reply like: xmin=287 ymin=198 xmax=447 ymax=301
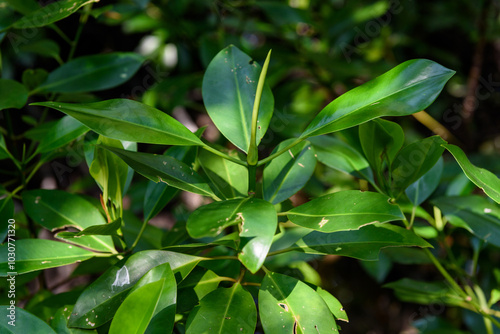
xmin=257 ymin=138 xmax=303 ymax=166
xmin=130 ymin=219 xmax=148 ymax=252
xmin=68 ymin=3 xmax=93 ymax=61
xmin=247 ymin=49 xmax=271 ymax=166
xmin=248 ymin=164 xmax=256 ymax=196
xmin=50 ymin=24 xmax=72 ymax=45
xmin=201 ymin=144 xmax=247 ymax=166
xmin=423 ymin=248 xmax=468 ymax=299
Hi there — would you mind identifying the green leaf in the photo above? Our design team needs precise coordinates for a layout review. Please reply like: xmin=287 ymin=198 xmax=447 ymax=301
xmin=13 ymin=0 xmax=99 ymax=29
xmin=109 ymin=263 xmax=176 ymax=334
xmin=102 ymin=146 xmax=215 ymax=198
xmin=109 ymin=280 xmax=166 ymax=334
xmin=69 ymin=250 xmax=201 ymax=328
xmin=0 ymin=307 xmax=56 ymax=333
xmin=0 ymin=135 xmax=11 ymax=161
xmin=22 ymin=68 xmax=48 ymax=91
xmin=301 ymin=59 xmax=455 ymax=138
xmin=0 ymin=194 xmax=14 ymax=243
xmin=285 ymin=223 xmax=431 ymax=260
xmin=0 ymin=239 xmax=95 ymax=276
xmin=263 ymin=139 xmax=317 ymax=204
xmin=50 ymin=305 xmax=97 ymax=334
xmin=308 ymin=135 xmax=373 ymax=182
xmin=198 ymin=148 xmax=248 ymax=199
xmin=36 ymin=115 xmax=88 ymax=153
xmin=432 ymin=195 xmax=500 ymax=247
xmin=286 ymin=190 xmax=404 ymax=232
xmin=177 ymin=268 xmax=224 ymax=313
xmin=57 ymin=218 xmax=122 ymax=238
xmin=315 ymin=286 xmax=349 ymax=322
xmin=384 ymin=278 xmax=464 ymax=307
xmin=34 ymin=52 xmax=143 ymax=93
xmin=391 ymin=136 xmax=446 ymax=194
xmin=202 ymin=45 xmax=274 ymax=152
xmin=90 ymin=136 xmax=129 ymax=207
xmin=144 ymin=132 xmax=201 ymax=221
xmin=186 ymin=284 xmax=256 ymax=334
xmin=406 ymin=157 xmax=443 ymax=206
xmin=23 ymin=189 xmax=114 ymax=252
xmin=0 ymin=79 xmax=28 ymax=110
xmin=443 ymin=144 xmax=500 ymax=203
xmin=20 ymin=39 xmax=61 ymax=61
xmin=131 ymin=263 xmax=177 ymax=334
xmin=360 ymin=119 xmax=404 ymax=187
xmin=259 ymin=271 xmax=338 ymax=333
xmin=31 ymin=99 xmax=203 ymax=146
xmin=186 ymin=198 xmax=277 ymax=273
xmin=4 ymin=0 xmax=39 ymax=15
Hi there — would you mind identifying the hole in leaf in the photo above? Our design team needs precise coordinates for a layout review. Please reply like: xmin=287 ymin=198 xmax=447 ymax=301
xmin=278 ymin=303 xmax=288 ymax=311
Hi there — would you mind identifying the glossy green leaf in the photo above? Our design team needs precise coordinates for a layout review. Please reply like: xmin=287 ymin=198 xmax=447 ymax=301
xmin=199 ymin=148 xmax=248 ymax=199
xmin=57 ymin=218 xmax=121 ymax=238
xmin=187 ymin=198 xmax=277 ymax=273
xmin=301 ymin=59 xmax=455 ymax=138
xmin=0 ymin=79 xmax=28 ymax=110
xmin=186 ymin=284 xmax=256 ymax=334
xmin=384 ymin=278 xmax=464 ymax=307
xmin=129 ymin=263 xmax=176 ymax=334
xmin=23 ymin=189 xmax=114 ymax=252
xmin=202 ymin=45 xmax=274 ymax=152
xmin=259 ymin=272 xmax=338 ymax=333
xmin=0 ymin=239 xmax=95 ymax=276
xmin=90 ymin=136 xmax=129 ymax=207
xmin=34 ymin=53 xmax=143 ymax=93
xmin=286 ymin=190 xmax=404 ymax=232
xmin=315 ymin=286 xmax=349 ymax=322
xmin=13 ymin=0 xmax=99 ymax=29
xmin=308 ymin=135 xmax=373 ymax=182
xmin=144 ymin=131 xmax=201 ymax=221
xmin=177 ymin=268 xmax=224 ymax=313
xmin=406 ymin=157 xmax=443 ymax=206
xmin=32 ymin=99 xmax=202 ymax=146
xmin=263 ymin=139 xmax=317 ymax=204
xmin=444 ymin=144 xmax=500 ymax=203
xmin=109 ymin=280 xmax=166 ymax=334
xmin=284 ymin=223 xmax=431 ymax=260
xmin=103 ymin=146 xmax=215 ymax=198
xmin=360 ymin=119 xmax=404 ymax=187
xmin=50 ymin=305 xmax=97 ymax=334
xmin=69 ymin=250 xmax=201 ymax=328
xmin=432 ymin=195 xmax=500 ymax=247
xmin=0 ymin=307 xmax=56 ymax=334
xmin=391 ymin=136 xmax=446 ymax=194
xmin=36 ymin=116 xmax=88 ymax=153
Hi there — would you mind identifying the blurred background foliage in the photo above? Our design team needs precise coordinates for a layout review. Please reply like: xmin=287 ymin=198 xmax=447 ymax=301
xmin=2 ymin=0 xmax=500 ymax=332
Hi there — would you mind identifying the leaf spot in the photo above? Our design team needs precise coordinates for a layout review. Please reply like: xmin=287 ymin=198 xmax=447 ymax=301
xmin=318 ymin=217 xmax=328 ymax=228
xmin=278 ymin=303 xmax=289 ymax=311
xmin=35 ymin=196 xmax=41 ymax=204
xmin=484 ymin=208 xmax=492 ymax=213
xmin=288 ymin=149 xmax=295 ymax=158
xmin=335 ymin=247 xmax=342 ymax=251
xmin=111 ymin=266 xmax=130 ymax=291
xmin=298 ymin=163 xmax=305 ymax=168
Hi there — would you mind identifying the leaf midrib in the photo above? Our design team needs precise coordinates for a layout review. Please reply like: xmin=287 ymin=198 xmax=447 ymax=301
xmin=265 ymin=274 xmax=304 ymax=332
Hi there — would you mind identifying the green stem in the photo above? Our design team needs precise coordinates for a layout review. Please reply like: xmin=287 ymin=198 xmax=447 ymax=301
xmin=248 ymin=165 xmax=257 ymax=196
xmin=68 ymin=3 xmax=93 ymax=61
xmin=408 ymin=205 xmax=417 ymax=229
xmin=201 ymin=144 xmax=247 ymax=166
xmin=247 ymin=50 xmax=272 ymax=166
xmin=130 ymin=219 xmax=149 ymax=252
xmin=50 ymin=24 xmax=72 ymax=45
xmin=423 ymin=248 xmax=468 ymax=299
xmin=257 ymin=138 xmax=303 ymax=166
